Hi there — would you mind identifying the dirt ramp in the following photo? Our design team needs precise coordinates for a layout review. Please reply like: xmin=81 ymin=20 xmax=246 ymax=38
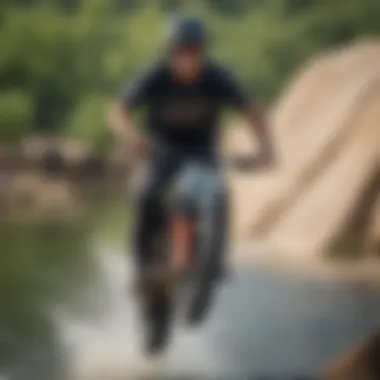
xmin=267 ymin=86 xmax=379 ymax=255
xmin=229 ymin=39 xmax=380 ymax=255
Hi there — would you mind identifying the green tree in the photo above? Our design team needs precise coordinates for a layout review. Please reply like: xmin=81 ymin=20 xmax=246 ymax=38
xmin=1 ymin=0 xmax=380 ymax=146
xmin=0 ymin=91 xmax=33 ymax=143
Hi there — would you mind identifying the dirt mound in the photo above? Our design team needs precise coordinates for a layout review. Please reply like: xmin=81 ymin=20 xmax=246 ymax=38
xmin=228 ymin=39 xmax=380 ymax=256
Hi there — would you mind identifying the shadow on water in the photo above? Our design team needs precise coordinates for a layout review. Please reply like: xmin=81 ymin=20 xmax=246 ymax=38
xmin=0 ymin=191 xmax=380 ymax=380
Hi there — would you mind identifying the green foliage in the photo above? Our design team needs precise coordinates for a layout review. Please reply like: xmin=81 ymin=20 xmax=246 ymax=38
xmin=0 ymin=0 xmax=379 ymax=147
xmin=0 ymin=91 xmax=33 ymax=143
xmin=66 ymin=94 xmax=112 ymax=151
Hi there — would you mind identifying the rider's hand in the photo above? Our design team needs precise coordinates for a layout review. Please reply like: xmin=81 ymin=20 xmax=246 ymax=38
xmin=256 ymin=145 xmax=276 ymax=169
xmin=254 ymin=135 xmax=277 ymax=170
xmin=229 ymin=156 xmax=257 ymax=171
xmin=133 ymin=137 xmax=150 ymax=160
xmin=126 ymin=134 xmax=150 ymax=161
xmin=229 ymin=147 xmax=276 ymax=172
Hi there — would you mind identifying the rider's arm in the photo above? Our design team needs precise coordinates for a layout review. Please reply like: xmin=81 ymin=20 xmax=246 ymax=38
xmin=108 ymin=103 xmax=137 ymax=142
xmin=108 ymin=103 xmax=148 ymax=159
xmin=243 ymin=102 xmax=276 ymax=168
xmin=108 ymin=66 xmax=158 ymax=150
xmin=218 ymin=67 xmax=276 ymax=168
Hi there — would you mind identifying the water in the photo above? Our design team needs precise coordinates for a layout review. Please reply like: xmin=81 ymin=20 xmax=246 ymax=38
xmin=0 ymin=192 xmax=380 ymax=380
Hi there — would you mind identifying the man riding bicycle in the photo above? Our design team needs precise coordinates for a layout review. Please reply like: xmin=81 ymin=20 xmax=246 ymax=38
xmin=109 ymin=15 xmax=275 ymax=293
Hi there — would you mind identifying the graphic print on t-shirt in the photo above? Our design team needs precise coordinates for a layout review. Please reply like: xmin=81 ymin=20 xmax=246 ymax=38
xmin=158 ymin=96 xmax=215 ymax=127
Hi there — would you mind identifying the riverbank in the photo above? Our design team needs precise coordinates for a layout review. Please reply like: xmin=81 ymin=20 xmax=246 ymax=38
xmin=0 ymin=135 xmax=129 ymax=179
xmin=0 ymin=135 xmax=131 ymax=221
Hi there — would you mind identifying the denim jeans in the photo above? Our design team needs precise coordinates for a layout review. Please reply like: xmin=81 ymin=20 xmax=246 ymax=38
xmin=131 ymin=144 xmax=228 ymax=278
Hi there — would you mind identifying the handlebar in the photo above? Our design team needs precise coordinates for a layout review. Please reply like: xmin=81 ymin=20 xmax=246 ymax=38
xmin=126 ymin=138 xmax=272 ymax=173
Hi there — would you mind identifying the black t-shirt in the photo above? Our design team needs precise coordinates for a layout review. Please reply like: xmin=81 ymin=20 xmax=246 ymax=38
xmin=121 ymin=60 xmax=250 ymax=151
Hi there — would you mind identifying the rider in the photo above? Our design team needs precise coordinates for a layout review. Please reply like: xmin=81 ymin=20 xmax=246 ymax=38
xmin=109 ymin=15 xmax=275 ymax=290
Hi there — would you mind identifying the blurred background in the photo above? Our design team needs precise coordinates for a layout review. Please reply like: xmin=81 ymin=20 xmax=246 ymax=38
xmin=0 ymin=0 xmax=379 ymax=379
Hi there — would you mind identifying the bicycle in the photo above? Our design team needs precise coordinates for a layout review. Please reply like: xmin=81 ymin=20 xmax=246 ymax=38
xmin=130 ymin=144 xmax=262 ymax=355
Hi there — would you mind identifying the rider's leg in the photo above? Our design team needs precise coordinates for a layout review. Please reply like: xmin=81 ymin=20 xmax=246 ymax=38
xmin=131 ymin=151 xmax=179 ymax=288
xmin=209 ymin=188 xmax=229 ymax=281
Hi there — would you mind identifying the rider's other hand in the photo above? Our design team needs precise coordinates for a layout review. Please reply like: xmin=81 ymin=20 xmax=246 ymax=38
xmin=127 ymin=135 xmax=150 ymax=160
xmin=134 ymin=138 xmax=150 ymax=160
xmin=230 ymin=156 xmax=256 ymax=171
xmin=257 ymin=143 xmax=276 ymax=170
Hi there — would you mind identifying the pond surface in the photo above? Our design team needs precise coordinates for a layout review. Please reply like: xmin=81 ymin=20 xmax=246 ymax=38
xmin=0 ymin=191 xmax=380 ymax=380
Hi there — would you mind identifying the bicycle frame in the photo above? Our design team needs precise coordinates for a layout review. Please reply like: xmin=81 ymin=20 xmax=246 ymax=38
xmin=171 ymin=160 xmax=225 ymax=274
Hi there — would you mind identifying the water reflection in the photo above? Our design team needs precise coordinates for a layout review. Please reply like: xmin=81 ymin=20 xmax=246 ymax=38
xmin=0 ymin=193 xmax=380 ymax=380
xmin=0 ymin=198 xmax=109 ymax=380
